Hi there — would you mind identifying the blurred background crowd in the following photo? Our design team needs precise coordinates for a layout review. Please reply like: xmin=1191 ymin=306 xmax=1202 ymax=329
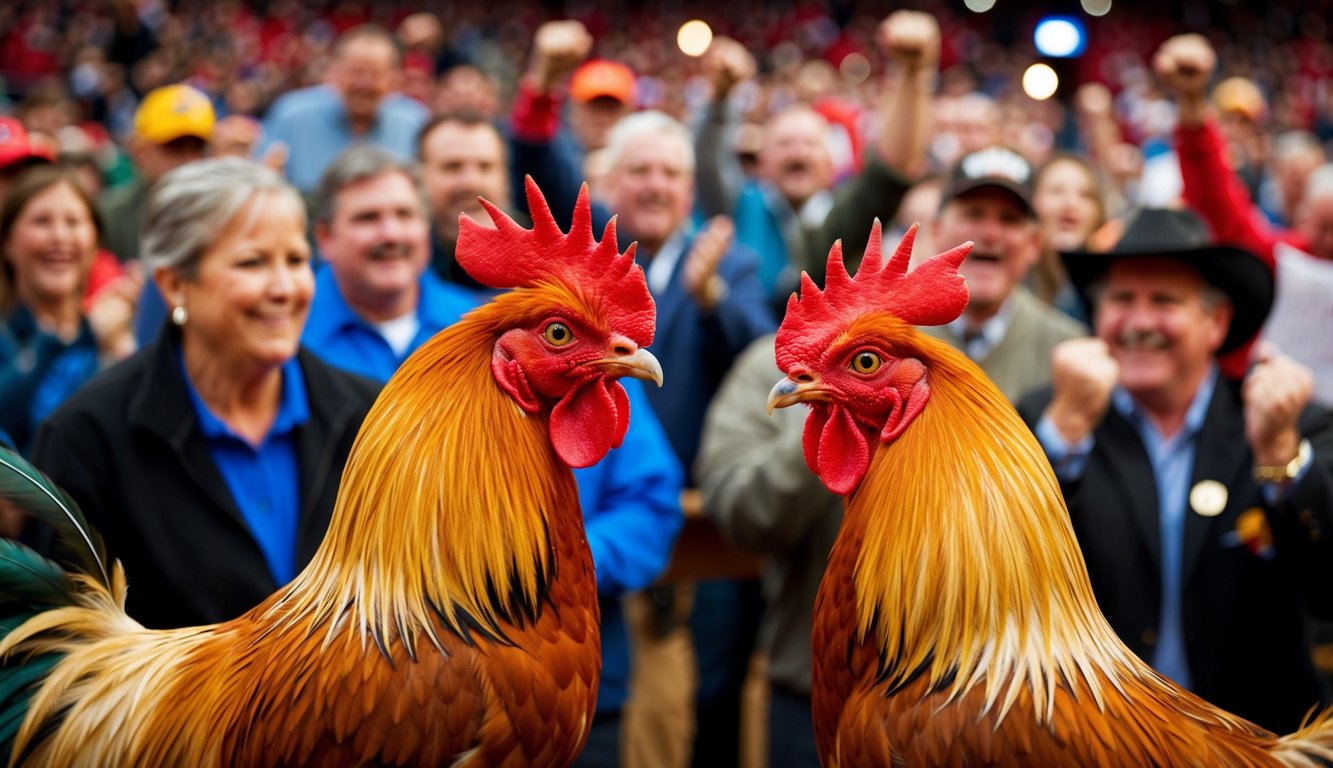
xmin=5 ymin=1 xmax=1333 ymax=767
xmin=2 ymin=0 xmax=1332 ymax=194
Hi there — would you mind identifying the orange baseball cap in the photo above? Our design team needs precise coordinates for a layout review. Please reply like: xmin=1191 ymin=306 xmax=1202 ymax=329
xmin=569 ymin=60 xmax=636 ymax=105
xmin=134 ymin=84 xmax=216 ymax=144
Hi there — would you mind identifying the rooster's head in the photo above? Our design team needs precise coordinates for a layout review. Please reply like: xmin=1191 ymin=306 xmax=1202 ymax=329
xmin=456 ymin=177 xmax=661 ymax=468
xmin=768 ymin=222 xmax=972 ymax=494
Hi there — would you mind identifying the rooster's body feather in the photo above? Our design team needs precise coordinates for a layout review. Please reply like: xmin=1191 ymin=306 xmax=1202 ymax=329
xmin=771 ymin=224 xmax=1333 ymax=767
xmin=0 ymin=181 xmax=659 ymax=766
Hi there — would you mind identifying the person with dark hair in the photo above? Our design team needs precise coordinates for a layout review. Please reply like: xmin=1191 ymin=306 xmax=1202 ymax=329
xmin=1 ymin=165 xmax=139 ymax=455
xmin=261 ymin=24 xmax=427 ymax=193
xmin=416 ymin=111 xmax=518 ymax=288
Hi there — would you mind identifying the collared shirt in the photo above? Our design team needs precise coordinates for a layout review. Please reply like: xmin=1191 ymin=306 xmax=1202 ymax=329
xmin=260 ymin=85 xmax=428 ymax=192
xmin=642 ymin=231 xmax=687 ymax=295
xmin=1037 ymin=366 xmax=1219 ymax=691
xmin=947 ymin=298 xmax=1016 ymax=362
xmin=302 ymin=264 xmax=480 ymax=384
xmin=182 ymin=355 xmax=309 ymax=585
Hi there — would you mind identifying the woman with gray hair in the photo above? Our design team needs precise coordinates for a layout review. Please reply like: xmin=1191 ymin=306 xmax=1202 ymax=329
xmin=29 ymin=157 xmax=380 ymax=629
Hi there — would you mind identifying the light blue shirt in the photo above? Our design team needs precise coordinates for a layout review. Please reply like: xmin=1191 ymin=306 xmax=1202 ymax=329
xmin=1037 ymin=367 xmax=1218 ymax=690
xmin=261 ymin=85 xmax=428 ymax=192
xmin=182 ymin=355 xmax=309 ymax=585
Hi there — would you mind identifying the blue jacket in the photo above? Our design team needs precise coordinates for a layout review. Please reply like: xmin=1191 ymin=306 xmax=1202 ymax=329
xmin=304 ymin=272 xmax=683 ymax=714
xmin=639 ymin=237 xmax=777 ymax=480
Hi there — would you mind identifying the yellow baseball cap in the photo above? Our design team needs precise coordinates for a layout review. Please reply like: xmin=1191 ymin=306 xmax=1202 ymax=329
xmin=134 ymin=84 xmax=216 ymax=144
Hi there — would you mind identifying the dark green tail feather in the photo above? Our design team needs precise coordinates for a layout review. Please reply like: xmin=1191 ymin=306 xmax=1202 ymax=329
xmin=0 ymin=446 xmax=107 ymax=586
xmin=0 ymin=448 xmax=97 ymax=765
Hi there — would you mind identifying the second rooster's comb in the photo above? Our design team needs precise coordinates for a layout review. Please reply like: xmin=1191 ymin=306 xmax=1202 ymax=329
xmin=778 ymin=222 xmax=972 ymax=358
xmin=455 ymin=176 xmax=656 ymax=346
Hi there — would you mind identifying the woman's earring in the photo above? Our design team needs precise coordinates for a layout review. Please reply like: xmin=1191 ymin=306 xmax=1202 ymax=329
xmin=171 ymin=306 xmax=188 ymax=326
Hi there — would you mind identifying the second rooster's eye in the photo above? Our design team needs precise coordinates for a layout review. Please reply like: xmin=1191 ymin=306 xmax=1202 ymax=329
xmin=850 ymin=351 xmax=882 ymax=374
xmin=543 ymin=322 xmax=575 ymax=346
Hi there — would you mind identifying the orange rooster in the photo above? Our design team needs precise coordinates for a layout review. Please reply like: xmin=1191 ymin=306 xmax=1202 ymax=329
xmin=0 ymin=179 xmax=662 ymax=766
xmin=766 ymin=222 xmax=1333 ymax=766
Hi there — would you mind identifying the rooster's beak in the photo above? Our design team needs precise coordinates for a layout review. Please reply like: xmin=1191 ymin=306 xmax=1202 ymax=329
xmin=767 ymin=376 xmax=829 ymax=414
xmin=587 ymin=348 xmax=664 ymax=387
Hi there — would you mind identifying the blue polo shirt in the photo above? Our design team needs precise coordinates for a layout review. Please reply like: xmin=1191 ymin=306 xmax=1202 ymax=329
xmin=182 ymin=355 xmax=308 ymax=585
xmin=303 ymin=264 xmax=480 ymax=383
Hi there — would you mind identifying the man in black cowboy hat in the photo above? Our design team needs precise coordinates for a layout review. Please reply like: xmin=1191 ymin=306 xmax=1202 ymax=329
xmin=1016 ymin=206 xmax=1333 ymax=734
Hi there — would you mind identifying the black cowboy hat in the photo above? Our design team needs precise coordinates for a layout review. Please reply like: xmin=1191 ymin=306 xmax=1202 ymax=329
xmin=1061 ymin=207 xmax=1273 ymax=354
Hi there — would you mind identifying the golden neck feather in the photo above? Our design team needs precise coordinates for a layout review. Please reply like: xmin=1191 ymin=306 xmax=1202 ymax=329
xmin=278 ymin=295 xmax=575 ymax=654
xmin=844 ymin=336 xmax=1141 ymax=722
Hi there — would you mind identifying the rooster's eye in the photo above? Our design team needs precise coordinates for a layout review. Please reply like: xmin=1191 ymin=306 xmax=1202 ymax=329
xmin=543 ymin=322 xmax=574 ymax=346
xmin=850 ymin=351 xmax=882 ymax=374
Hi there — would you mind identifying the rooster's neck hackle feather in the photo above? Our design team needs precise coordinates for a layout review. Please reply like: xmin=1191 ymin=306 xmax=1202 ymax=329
xmin=281 ymin=295 xmax=576 ymax=654
xmin=838 ymin=325 xmax=1144 ymax=722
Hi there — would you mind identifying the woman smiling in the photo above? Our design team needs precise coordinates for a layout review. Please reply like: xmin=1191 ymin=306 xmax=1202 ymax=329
xmin=29 ymin=158 xmax=380 ymax=628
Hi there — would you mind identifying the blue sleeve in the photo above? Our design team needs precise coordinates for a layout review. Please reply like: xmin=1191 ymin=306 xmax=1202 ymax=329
xmin=573 ymin=378 xmax=684 ymax=596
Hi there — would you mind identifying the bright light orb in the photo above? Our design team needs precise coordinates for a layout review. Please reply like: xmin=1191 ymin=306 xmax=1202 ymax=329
xmin=1034 ymin=17 xmax=1086 ymax=58
xmin=678 ymin=20 xmax=714 ymax=57
xmin=1082 ymin=0 xmax=1113 ymax=17
xmin=964 ymin=0 xmax=997 ymax=11
xmin=1023 ymin=63 xmax=1060 ymax=101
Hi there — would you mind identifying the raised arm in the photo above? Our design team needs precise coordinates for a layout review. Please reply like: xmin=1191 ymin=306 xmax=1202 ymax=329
xmin=693 ymin=36 xmax=756 ymax=219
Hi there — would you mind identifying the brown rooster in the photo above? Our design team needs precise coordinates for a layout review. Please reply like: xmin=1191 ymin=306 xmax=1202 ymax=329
xmin=0 ymin=179 xmax=663 ymax=766
xmin=766 ymin=222 xmax=1333 ymax=766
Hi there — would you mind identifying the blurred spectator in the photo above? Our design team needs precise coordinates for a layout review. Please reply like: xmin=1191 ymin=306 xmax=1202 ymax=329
xmin=596 ymin=110 xmax=774 ymax=768
xmin=1030 ymin=152 xmax=1109 ymax=322
xmin=510 ymin=20 xmax=634 ymax=224
xmin=1212 ymin=75 xmax=1269 ymax=200
xmin=922 ymin=145 xmax=1086 ymax=401
xmin=261 ymin=24 xmax=427 ymax=193
xmin=1156 ymin=33 xmax=1333 ymax=396
xmin=211 ymin=115 xmax=264 ymax=161
xmin=31 ymin=157 xmax=379 ymax=629
xmin=304 ymin=145 xmax=476 ymax=381
xmin=1 ymin=166 xmax=139 ymax=454
xmin=433 ymin=65 xmax=503 ymax=121
xmin=694 ymin=11 xmax=937 ymax=313
xmin=416 ymin=111 xmax=515 ymax=289
xmin=1260 ymin=130 xmax=1326 ymax=227
xmin=99 ymin=83 xmax=214 ymax=263
xmin=0 ymin=116 xmax=56 ymax=202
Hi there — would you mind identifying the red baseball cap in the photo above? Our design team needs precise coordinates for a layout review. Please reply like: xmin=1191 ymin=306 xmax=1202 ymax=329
xmin=0 ymin=117 xmax=55 ymax=171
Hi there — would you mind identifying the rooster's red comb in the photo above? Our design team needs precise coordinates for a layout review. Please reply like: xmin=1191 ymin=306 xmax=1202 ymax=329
xmin=777 ymin=222 xmax=971 ymax=366
xmin=456 ymin=177 xmax=654 ymax=346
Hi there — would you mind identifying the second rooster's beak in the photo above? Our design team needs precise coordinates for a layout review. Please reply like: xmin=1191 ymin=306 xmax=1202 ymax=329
xmin=587 ymin=348 xmax=664 ymax=387
xmin=767 ymin=376 xmax=830 ymax=414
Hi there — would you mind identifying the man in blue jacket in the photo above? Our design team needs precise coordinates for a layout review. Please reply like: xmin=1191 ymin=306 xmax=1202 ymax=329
xmin=305 ymin=143 xmax=684 ymax=766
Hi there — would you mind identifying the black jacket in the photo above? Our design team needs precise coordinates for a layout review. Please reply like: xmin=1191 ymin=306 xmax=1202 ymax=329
xmin=1017 ymin=375 xmax=1333 ymax=733
xmin=30 ymin=328 xmax=380 ymax=629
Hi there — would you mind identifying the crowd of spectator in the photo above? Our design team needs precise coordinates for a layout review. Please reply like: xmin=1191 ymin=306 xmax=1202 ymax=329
xmin=5 ymin=1 xmax=1333 ymax=767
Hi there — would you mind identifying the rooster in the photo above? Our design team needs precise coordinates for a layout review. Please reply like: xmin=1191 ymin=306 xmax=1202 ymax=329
xmin=0 ymin=179 xmax=662 ymax=766
xmin=765 ymin=222 xmax=1333 ymax=766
